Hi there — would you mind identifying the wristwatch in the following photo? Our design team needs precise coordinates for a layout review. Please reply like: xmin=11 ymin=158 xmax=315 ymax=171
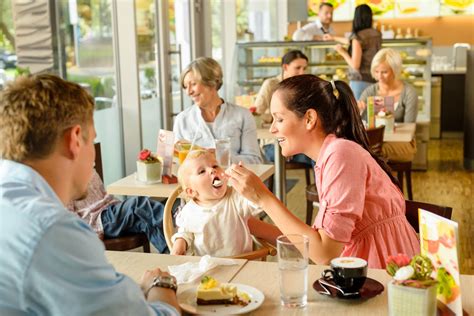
xmin=145 ymin=275 xmax=178 ymax=298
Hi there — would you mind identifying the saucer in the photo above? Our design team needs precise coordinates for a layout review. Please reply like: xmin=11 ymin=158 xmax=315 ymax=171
xmin=313 ymin=277 xmax=384 ymax=300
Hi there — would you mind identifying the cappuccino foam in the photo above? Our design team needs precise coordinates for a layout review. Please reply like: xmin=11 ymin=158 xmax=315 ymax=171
xmin=331 ymin=257 xmax=367 ymax=269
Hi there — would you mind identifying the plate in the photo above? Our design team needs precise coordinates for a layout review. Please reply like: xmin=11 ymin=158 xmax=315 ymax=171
xmin=313 ymin=277 xmax=384 ymax=300
xmin=178 ymin=284 xmax=264 ymax=315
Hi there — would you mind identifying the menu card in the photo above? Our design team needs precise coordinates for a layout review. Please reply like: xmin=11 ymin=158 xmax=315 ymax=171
xmin=156 ymin=129 xmax=174 ymax=177
xmin=419 ymin=209 xmax=462 ymax=315
xmin=367 ymin=96 xmax=394 ymax=128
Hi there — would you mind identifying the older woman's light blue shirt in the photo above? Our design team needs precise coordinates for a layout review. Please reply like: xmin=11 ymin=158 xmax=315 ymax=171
xmin=0 ymin=160 xmax=178 ymax=316
xmin=173 ymin=102 xmax=262 ymax=164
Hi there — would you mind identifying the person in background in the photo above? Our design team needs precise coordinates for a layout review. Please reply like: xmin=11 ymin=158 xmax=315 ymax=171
xmin=171 ymin=150 xmax=281 ymax=256
xmin=358 ymin=48 xmax=418 ymax=162
xmin=0 ymin=74 xmax=179 ymax=315
xmin=325 ymin=4 xmax=381 ymax=99
xmin=292 ymin=2 xmax=334 ymax=41
xmin=173 ymin=57 xmax=262 ymax=164
xmin=226 ymin=75 xmax=420 ymax=269
xmin=254 ymin=49 xmax=312 ymax=166
xmin=67 ymin=169 xmax=169 ymax=253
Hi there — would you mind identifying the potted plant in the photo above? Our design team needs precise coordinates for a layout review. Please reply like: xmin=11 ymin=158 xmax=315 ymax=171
xmin=136 ymin=149 xmax=163 ymax=184
xmin=386 ymin=254 xmax=438 ymax=316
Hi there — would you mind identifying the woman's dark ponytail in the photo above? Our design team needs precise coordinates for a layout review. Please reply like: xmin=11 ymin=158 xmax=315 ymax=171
xmin=333 ymin=80 xmax=399 ymax=187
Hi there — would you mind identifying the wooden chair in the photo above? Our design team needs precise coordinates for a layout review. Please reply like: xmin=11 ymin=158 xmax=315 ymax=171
xmin=305 ymin=184 xmax=319 ymax=225
xmin=366 ymin=125 xmax=385 ymax=156
xmin=405 ymin=200 xmax=452 ymax=233
xmin=366 ymin=125 xmax=413 ymax=199
xmin=94 ymin=143 xmax=151 ymax=253
xmin=163 ymin=185 xmax=277 ymax=261
xmin=389 ymin=161 xmax=413 ymax=200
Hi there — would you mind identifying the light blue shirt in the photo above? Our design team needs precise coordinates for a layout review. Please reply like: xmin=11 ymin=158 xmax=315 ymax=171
xmin=173 ymin=102 xmax=262 ymax=164
xmin=0 ymin=160 xmax=179 ymax=316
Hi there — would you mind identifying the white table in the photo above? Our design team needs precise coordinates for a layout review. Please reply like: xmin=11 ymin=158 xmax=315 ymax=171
xmin=106 ymin=252 xmax=474 ymax=315
xmin=230 ymin=260 xmax=474 ymax=315
xmin=384 ymin=122 xmax=416 ymax=143
xmin=105 ymin=251 xmax=247 ymax=295
xmin=107 ymin=163 xmax=274 ymax=198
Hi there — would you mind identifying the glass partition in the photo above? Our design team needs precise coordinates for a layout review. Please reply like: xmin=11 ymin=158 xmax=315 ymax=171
xmin=0 ymin=0 xmax=17 ymax=90
xmin=59 ymin=0 xmax=123 ymax=185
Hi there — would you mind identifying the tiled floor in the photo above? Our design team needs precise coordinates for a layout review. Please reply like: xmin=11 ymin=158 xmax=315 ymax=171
xmin=285 ymin=138 xmax=474 ymax=275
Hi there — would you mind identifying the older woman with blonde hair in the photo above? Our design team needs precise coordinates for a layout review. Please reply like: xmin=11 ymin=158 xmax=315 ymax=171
xmin=173 ymin=57 xmax=262 ymax=164
xmin=358 ymin=48 xmax=418 ymax=162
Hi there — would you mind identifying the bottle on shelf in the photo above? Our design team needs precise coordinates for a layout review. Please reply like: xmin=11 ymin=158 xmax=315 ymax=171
xmin=405 ymin=28 xmax=413 ymax=39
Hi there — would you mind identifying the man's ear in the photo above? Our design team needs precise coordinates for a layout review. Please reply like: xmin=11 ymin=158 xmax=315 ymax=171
xmin=63 ymin=125 xmax=83 ymax=160
xmin=305 ymin=109 xmax=318 ymax=130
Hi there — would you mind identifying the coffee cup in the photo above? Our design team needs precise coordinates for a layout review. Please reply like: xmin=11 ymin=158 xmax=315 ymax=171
xmin=322 ymin=257 xmax=367 ymax=294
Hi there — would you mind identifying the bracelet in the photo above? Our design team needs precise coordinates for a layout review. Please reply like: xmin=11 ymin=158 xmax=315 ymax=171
xmin=145 ymin=275 xmax=178 ymax=298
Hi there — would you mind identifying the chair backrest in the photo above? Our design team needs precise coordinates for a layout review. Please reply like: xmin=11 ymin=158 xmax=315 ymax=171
xmin=405 ymin=200 xmax=453 ymax=233
xmin=163 ymin=185 xmax=184 ymax=250
xmin=163 ymin=185 xmax=276 ymax=260
xmin=94 ymin=142 xmax=104 ymax=181
xmin=366 ymin=125 xmax=385 ymax=156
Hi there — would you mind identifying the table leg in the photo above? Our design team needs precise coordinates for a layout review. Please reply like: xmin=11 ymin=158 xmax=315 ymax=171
xmin=273 ymin=141 xmax=286 ymax=204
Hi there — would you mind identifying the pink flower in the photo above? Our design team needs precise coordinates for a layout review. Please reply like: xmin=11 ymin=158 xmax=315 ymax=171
xmin=388 ymin=254 xmax=411 ymax=267
xmin=139 ymin=149 xmax=151 ymax=161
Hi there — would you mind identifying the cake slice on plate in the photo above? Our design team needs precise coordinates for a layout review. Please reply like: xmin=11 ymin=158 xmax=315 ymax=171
xmin=196 ymin=276 xmax=249 ymax=306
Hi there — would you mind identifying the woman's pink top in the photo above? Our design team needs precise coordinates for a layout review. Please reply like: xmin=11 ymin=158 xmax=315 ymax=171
xmin=312 ymin=134 xmax=420 ymax=269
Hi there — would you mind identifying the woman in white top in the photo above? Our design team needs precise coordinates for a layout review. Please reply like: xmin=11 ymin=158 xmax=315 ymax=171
xmin=173 ymin=57 xmax=262 ymax=164
xmin=254 ymin=50 xmax=312 ymax=165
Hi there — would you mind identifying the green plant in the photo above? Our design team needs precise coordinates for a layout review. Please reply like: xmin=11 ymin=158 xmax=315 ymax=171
xmin=386 ymin=254 xmax=437 ymax=288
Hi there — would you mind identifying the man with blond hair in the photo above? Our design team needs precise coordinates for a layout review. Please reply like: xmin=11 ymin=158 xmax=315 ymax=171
xmin=0 ymin=74 xmax=179 ymax=315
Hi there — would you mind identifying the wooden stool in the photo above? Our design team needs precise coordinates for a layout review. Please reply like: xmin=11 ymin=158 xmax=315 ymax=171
xmin=305 ymin=184 xmax=319 ymax=225
xmin=103 ymin=234 xmax=150 ymax=253
xmin=388 ymin=161 xmax=413 ymax=200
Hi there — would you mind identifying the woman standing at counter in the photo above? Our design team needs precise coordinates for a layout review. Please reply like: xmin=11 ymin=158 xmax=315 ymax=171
xmin=254 ymin=50 xmax=312 ymax=165
xmin=254 ymin=50 xmax=308 ymax=123
xmin=325 ymin=4 xmax=381 ymax=99
xmin=226 ymin=75 xmax=419 ymax=268
xmin=173 ymin=57 xmax=262 ymax=164
xmin=358 ymin=48 xmax=418 ymax=162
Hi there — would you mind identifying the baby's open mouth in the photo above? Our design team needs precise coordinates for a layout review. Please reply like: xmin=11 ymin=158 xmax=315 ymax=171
xmin=212 ymin=177 xmax=223 ymax=188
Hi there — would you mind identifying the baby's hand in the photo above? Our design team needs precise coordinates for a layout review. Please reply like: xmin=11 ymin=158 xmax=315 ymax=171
xmin=171 ymin=238 xmax=187 ymax=255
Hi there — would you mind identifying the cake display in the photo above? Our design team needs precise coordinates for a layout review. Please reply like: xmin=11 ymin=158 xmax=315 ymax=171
xmin=196 ymin=276 xmax=249 ymax=306
xmin=136 ymin=149 xmax=163 ymax=183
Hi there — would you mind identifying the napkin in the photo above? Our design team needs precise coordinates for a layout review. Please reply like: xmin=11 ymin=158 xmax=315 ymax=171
xmin=168 ymin=255 xmax=238 ymax=284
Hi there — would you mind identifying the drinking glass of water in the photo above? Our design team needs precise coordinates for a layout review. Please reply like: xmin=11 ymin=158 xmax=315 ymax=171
xmin=215 ymin=138 xmax=231 ymax=169
xmin=277 ymin=234 xmax=309 ymax=308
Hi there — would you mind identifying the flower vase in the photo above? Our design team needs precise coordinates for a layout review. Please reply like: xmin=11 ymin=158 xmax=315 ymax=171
xmin=376 ymin=114 xmax=395 ymax=133
xmin=136 ymin=160 xmax=163 ymax=184
xmin=388 ymin=281 xmax=437 ymax=316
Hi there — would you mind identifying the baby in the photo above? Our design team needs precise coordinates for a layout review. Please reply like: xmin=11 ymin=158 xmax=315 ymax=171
xmin=171 ymin=150 xmax=280 ymax=256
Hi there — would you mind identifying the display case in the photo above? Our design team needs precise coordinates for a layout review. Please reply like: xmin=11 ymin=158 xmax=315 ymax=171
xmin=233 ymin=38 xmax=432 ymax=123
xmin=233 ymin=38 xmax=432 ymax=169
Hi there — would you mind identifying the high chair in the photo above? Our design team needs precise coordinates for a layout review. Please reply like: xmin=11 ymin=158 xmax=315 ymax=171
xmin=163 ymin=185 xmax=277 ymax=261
